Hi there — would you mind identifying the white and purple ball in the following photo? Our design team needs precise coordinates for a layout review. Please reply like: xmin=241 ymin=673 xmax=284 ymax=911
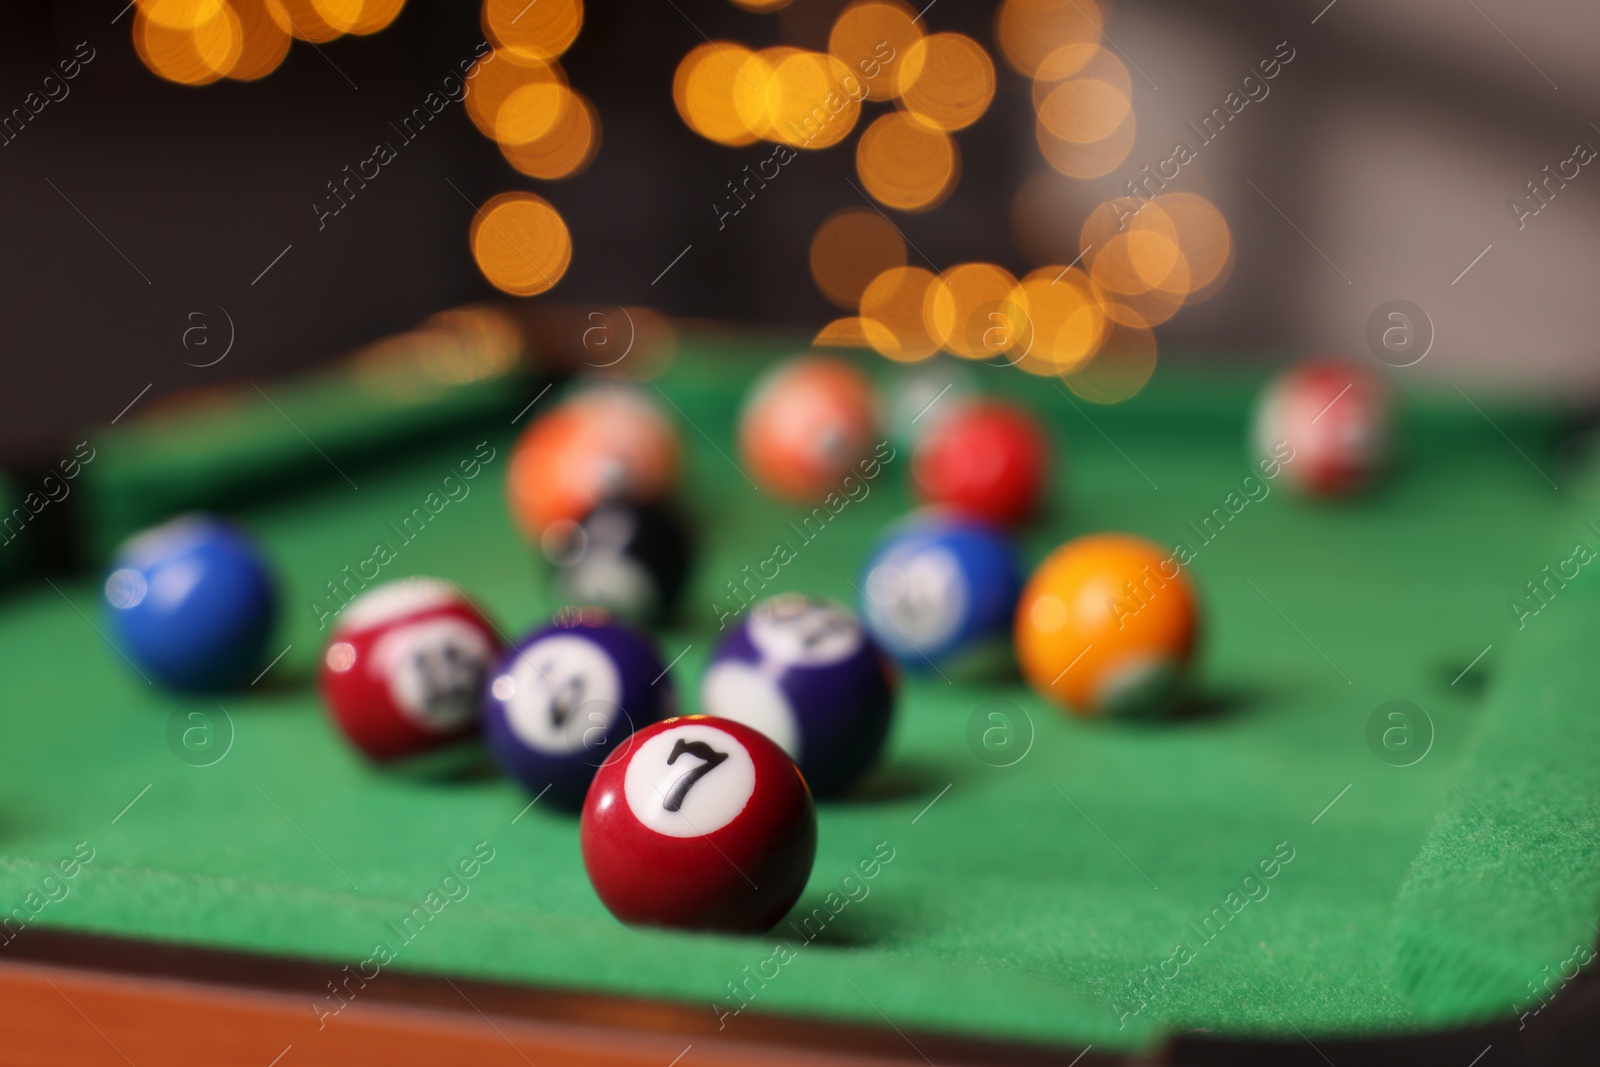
xmin=482 ymin=616 xmax=677 ymax=809
xmin=700 ymin=594 xmax=896 ymax=797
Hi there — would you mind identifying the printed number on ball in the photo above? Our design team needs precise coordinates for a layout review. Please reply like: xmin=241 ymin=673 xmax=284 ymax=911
xmin=624 ymin=723 xmax=756 ymax=837
xmin=749 ymin=598 xmax=862 ymax=665
xmin=372 ymin=618 xmax=494 ymax=732
xmin=499 ymin=634 xmax=624 ymax=755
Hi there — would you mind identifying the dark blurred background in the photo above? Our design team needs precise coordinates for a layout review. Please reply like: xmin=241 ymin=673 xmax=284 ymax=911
xmin=1 ymin=0 xmax=1597 ymax=463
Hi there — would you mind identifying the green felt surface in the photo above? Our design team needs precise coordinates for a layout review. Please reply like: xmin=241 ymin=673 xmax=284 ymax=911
xmin=1393 ymin=561 xmax=1600 ymax=1026
xmin=0 ymin=335 xmax=1592 ymax=1052
xmin=75 ymin=347 xmax=539 ymax=564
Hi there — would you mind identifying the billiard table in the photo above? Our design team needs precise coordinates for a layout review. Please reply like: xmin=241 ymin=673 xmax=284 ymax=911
xmin=3 ymin=318 xmax=1599 ymax=1065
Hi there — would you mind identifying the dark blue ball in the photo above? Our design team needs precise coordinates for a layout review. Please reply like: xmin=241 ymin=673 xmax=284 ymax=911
xmin=858 ymin=514 xmax=1023 ymax=674
xmin=482 ymin=618 xmax=677 ymax=809
xmin=700 ymin=594 xmax=896 ymax=797
xmin=103 ymin=515 xmax=277 ymax=691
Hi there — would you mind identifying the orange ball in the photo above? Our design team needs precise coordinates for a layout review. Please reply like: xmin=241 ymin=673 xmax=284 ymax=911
xmin=506 ymin=387 xmax=680 ymax=537
xmin=739 ymin=356 xmax=881 ymax=503
xmin=1014 ymin=533 xmax=1198 ymax=717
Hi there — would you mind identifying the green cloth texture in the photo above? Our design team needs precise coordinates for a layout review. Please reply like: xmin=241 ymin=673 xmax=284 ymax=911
xmin=74 ymin=348 xmax=538 ymax=564
xmin=1393 ymin=556 xmax=1600 ymax=1024
xmin=0 ymin=334 xmax=1591 ymax=1053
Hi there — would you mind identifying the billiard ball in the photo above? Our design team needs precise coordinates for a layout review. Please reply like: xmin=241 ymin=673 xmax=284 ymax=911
xmin=700 ymin=594 xmax=895 ymax=796
xmin=103 ymin=514 xmax=277 ymax=691
xmin=482 ymin=614 xmax=677 ymax=808
xmin=740 ymin=355 xmax=881 ymax=502
xmin=581 ymin=716 xmax=816 ymax=934
xmin=859 ymin=514 xmax=1023 ymax=675
xmin=507 ymin=385 xmax=680 ymax=537
xmin=540 ymin=499 xmax=694 ymax=626
xmin=1253 ymin=359 xmax=1391 ymax=498
xmin=1015 ymin=533 xmax=1198 ymax=718
xmin=913 ymin=400 xmax=1051 ymax=527
xmin=319 ymin=578 xmax=501 ymax=760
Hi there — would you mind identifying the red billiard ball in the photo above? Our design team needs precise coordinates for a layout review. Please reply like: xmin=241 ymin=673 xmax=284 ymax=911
xmin=1253 ymin=360 xmax=1391 ymax=498
xmin=913 ymin=400 xmax=1050 ymax=527
xmin=319 ymin=578 xmax=501 ymax=761
xmin=580 ymin=716 xmax=817 ymax=934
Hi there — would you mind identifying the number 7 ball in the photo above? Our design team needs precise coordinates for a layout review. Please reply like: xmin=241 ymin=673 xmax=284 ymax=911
xmin=581 ymin=716 xmax=817 ymax=934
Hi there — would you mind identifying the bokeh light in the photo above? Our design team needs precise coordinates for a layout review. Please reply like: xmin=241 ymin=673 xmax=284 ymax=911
xmin=828 ymin=0 xmax=921 ymax=100
xmin=466 ymin=50 xmax=567 ymax=141
xmin=769 ymin=51 xmax=861 ymax=149
xmin=730 ymin=0 xmax=793 ymax=11
xmin=264 ymin=0 xmax=344 ymax=42
xmin=927 ymin=262 xmax=1021 ymax=360
xmin=138 ymin=0 xmax=228 ymax=28
xmin=856 ymin=112 xmax=958 ymax=211
xmin=897 ymin=33 xmax=995 ymax=131
xmin=135 ymin=0 xmax=408 ymax=83
xmin=498 ymin=88 xmax=600 ymax=179
xmin=1036 ymin=108 xmax=1135 ymax=178
xmin=1061 ymin=317 xmax=1157 ymax=403
xmin=226 ymin=0 xmax=292 ymax=80
xmin=814 ymin=317 xmax=877 ymax=348
xmin=1153 ymin=192 xmax=1233 ymax=294
xmin=731 ymin=46 xmax=801 ymax=142
xmin=1031 ymin=42 xmax=1130 ymax=108
xmin=483 ymin=0 xmax=582 ymax=63
xmin=1037 ymin=78 xmax=1129 ymax=143
xmin=348 ymin=0 xmax=406 ymax=35
xmin=495 ymin=81 xmax=568 ymax=145
xmin=674 ymin=42 xmax=762 ymax=146
xmin=1011 ymin=267 xmax=1106 ymax=372
xmin=995 ymin=0 xmax=1102 ymax=78
xmin=1033 ymin=41 xmax=1100 ymax=82
xmin=810 ymin=208 xmax=907 ymax=308
xmin=134 ymin=4 xmax=243 ymax=85
xmin=470 ymin=192 xmax=573 ymax=296
xmin=859 ymin=266 xmax=941 ymax=362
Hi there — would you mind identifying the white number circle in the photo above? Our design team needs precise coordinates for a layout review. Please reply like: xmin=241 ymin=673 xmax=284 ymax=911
xmin=501 ymin=634 xmax=623 ymax=755
xmin=699 ymin=662 xmax=801 ymax=760
xmin=865 ymin=543 xmax=966 ymax=649
xmin=748 ymin=597 xmax=862 ymax=666
xmin=372 ymin=617 xmax=494 ymax=732
xmin=624 ymin=722 xmax=755 ymax=838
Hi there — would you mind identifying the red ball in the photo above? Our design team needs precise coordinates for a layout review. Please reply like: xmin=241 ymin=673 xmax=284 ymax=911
xmin=581 ymin=716 xmax=817 ymax=934
xmin=1253 ymin=360 xmax=1391 ymax=498
xmin=913 ymin=400 xmax=1050 ymax=526
xmin=318 ymin=579 xmax=501 ymax=761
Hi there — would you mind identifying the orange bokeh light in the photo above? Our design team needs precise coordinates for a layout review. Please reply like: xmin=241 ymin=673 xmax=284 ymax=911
xmin=483 ymin=0 xmax=582 ymax=62
xmin=465 ymin=50 xmax=567 ymax=140
xmin=810 ymin=207 xmax=908 ymax=309
xmin=828 ymin=0 xmax=921 ymax=100
xmin=859 ymin=266 xmax=941 ymax=362
xmin=996 ymin=0 xmax=1102 ymax=78
xmin=897 ymin=33 xmax=995 ymax=131
xmin=134 ymin=4 xmax=242 ymax=85
xmin=674 ymin=42 xmax=762 ymax=146
xmin=1011 ymin=267 xmax=1107 ymax=372
xmin=470 ymin=192 xmax=573 ymax=296
xmin=927 ymin=262 xmax=1021 ymax=360
xmin=264 ymin=0 xmax=344 ymax=42
xmin=498 ymin=88 xmax=600 ymax=179
xmin=1037 ymin=77 xmax=1130 ymax=143
xmin=856 ymin=112 xmax=958 ymax=212
xmin=225 ymin=0 xmax=291 ymax=80
xmin=769 ymin=51 xmax=861 ymax=149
